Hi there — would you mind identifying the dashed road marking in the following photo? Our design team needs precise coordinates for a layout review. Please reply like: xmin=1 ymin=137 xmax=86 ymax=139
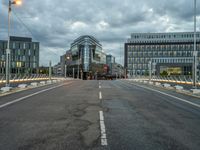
xmin=99 ymin=91 xmax=102 ymax=99
xmin=99 ymin=111 xmax=108 ymax=146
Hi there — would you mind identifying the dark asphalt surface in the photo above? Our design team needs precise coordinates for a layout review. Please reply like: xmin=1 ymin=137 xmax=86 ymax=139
xmin=0 ymin=80 xmax=200 ymax=150
xmin=102 ymin=80 xmax=200 ymax=150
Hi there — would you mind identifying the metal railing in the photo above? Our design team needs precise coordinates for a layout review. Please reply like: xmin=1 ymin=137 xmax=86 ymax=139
xmin=0 ymin=74 xmax=68 ymax=84
xmin=128 ymin=75 xmax=199 ymax=85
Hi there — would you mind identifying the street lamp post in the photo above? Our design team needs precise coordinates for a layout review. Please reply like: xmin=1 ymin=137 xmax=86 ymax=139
xmin=148 ymin=60 xmax=152 ymax=82
xmin=64 ymin=64 xmax=67 ymax=78
xmin=49 ymin=60 xmax=52 ymax=80
xmin=6 ymin=0 xmax=22 ymax=87
xmin=77 ymin=51 xmax=80 ymax=79
xmin=77 ymin=60 xmax=79 ymax=79
xmin=193 ymin=0 xmax=197 ymax=88
xmin=65 ymin=56 xmax=70 ymax=78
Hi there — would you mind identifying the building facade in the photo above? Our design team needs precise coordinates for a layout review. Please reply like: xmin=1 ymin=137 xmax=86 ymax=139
xmin=53 ymin=63 xmax=62 ymax=76
xmin=66 ymin=35 xmax=107 ymax=79
xmin=106 ymin=54 xmax=115 ymax=74
xmin=124 ymin=32 xmax=200 ymax=76
xmin=0 ymin=36 xmax=39 ymax=74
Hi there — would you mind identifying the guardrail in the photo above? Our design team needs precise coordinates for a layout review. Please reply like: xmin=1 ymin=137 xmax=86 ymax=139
xmin=0 ymin=74 xmax=68 ymax=84
xmin=128 ymin=75 xmax=199 ymax=85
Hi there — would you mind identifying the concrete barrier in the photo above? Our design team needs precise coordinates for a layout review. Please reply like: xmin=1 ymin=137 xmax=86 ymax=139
xmin=30 ymin=82 xmax=38 ymax=87
xmin=191 ymin=89 xmax=200 ymax=94
xmin=40 ymin=81 xmax=46 ymax=85
xmin=174 ymin=85 xmax=183 ymax=90
xmin=143 ymin=81 xmax=148 ymax=84
xmin=52 ymin=80 xmax=57 ymax=83
xmin=18 ymin=84 xmax=27 ymax=89
xmin=155 ymin=82 xmax=161 ymax=86
xmin=0 ymin=87 xmax=12 ymax=93
xmin=148 ymin=81 xmax=154 ymax=85
xmin=47 ymin=80 xmax=52 ymax=84
xmin=163 ymin=83 xmax=171 ymax=88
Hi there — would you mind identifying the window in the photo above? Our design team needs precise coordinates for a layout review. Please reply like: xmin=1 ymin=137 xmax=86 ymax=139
xmin=13 ymin=42 xmax=16 ymax=49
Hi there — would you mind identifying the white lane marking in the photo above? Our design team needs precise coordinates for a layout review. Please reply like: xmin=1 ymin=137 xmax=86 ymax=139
xmin=0 ymin=82 xmax=72 ymax=109
xmin=129 ymin=82 xmax=200 ymax=109
xmin=99 ymin=85 xmax=101 ymax=89
xmin=99 ymin=111 xmax=108 ymax=146
xmin=99 ymin=91 xmax=102 ymax=99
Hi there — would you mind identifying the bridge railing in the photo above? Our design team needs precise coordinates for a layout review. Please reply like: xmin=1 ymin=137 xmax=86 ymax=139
xmin=0 ymin=74 xmax=69 ymax=84
xmin=128 ymin=75 xmax=198 ymax=85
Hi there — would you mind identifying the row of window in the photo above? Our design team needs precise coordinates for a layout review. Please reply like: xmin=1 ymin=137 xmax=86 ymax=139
xmin=127 ymin=44 xmax=200 ymax=51
xmin=128 ymin=39 xmax=200 ymax=44
xmin=0 ymin=61 xmax=38 ymax=68
xmin=0 ymin=68 xmax=38 ymax=74
xmin=132 ymin=33 xmax=200 ymax=39
xmin=0 ymin=49 xmax=38 ymax=56
xmin=0 ymin=42 xmax=38 ymax=50
xmin=128 ymin=51 xmax=196 ymax=57
xmin=128 ymin=58 xmax=193 ymax=65
xmin=1 ymin=55 xmax=38 ymax=62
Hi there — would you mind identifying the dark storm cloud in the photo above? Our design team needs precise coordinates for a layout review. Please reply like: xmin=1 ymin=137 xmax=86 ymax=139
xmin=1 ymin=0 xmax=199 ymax=65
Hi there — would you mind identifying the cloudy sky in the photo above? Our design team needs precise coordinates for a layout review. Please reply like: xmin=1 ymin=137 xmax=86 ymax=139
xmin=1 ymin=0 xmax=200 ymax=66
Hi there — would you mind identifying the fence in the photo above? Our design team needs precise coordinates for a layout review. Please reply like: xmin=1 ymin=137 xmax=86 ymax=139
xmin=128 ymin=75 xmax=198 ymax=85
xmin=0 ymin=74 xmax=66 ymax=84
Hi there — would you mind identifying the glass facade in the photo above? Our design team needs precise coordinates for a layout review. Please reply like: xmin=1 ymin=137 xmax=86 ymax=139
xmin=106 ymin=55 xmax=115 ymax=74
xmin=69 ymin=35 xmax=106 ymax=78
xmin=125 ymin=32 xmax=200 ymax=76
xmin=0 ymin=36 xmax=39 ymax=74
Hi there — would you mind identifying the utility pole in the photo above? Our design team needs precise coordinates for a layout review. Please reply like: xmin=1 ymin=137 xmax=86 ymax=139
xmin=149 ymin=60 xmax=152 ymax=81
xmin=65 ymin=64 xmax=67 ymax=78
xmin=193 ymin=0 xmax=197 ymax=88
xmin=6 ymin=0 xmax=22 ymax=87
xmin=73 ymin=67 xmax=75 ymax=79
xmin=49 ymin=61 xmax=52 ymax=80
xmin=6 ymin=1 xmax=11 ymax=87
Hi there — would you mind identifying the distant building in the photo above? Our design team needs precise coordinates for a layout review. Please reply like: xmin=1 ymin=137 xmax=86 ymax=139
xmin=53 ymin=63 xmax=62 ymax=75
xmin=124 ymin=32 xmax=200 ymax=76
xmin=112 ymin=63 xmax=124 ymax=77
xmin=62 ymin=35 xmax=107 ymax=79
xmin=106 ymin=54 xmax=115 ymax=74
xmin=60 ymin=54 xmax=66 ymax=76
xmin=60 ymin=50 xmax=72 ymax=76
xmin=0 ymin=36 xmax=39 ymax=74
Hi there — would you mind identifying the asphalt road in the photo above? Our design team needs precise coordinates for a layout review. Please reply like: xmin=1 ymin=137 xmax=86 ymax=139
xmin=0 ymin=80 xmax=200 ymax=150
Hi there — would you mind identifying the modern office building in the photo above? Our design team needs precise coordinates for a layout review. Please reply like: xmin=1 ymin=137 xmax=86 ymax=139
xmin=106 ymin=54 xmax=115 ymax=74
xmin=124 ymin=32 xmax=200 ymax=76
xmin=53 ymin=63 xmax=62 ymax=76
xmin=0 ymin=36 xmax=39 ymax=74
xmin=62 ymin=35 xmax=107 ymax=79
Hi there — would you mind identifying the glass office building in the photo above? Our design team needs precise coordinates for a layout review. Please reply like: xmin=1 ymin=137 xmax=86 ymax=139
xmin=0 ymin=36 xmax=39 ymax=74
xmin=68 ymin=35 xmax=107 ymax=79
xmin=124 ymin=32 xmax=200 ymax=76
xmin=106 ymin=55 xmax=115 ymax=74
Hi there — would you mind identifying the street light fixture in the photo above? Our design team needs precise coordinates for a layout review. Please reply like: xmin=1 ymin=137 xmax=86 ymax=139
xmin=6 ymin=0 xmax=22 ymax=87
xmin=13 ymin=0 xmax=22 ymax=5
